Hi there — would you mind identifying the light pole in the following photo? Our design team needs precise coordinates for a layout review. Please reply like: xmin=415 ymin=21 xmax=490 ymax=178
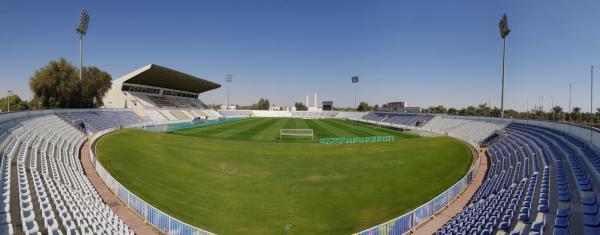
xmin=352 ymin=76 xmax=359 ymax=111
xmin=591 ymin=65 xmax=594 ymax=124
xmin=7 ymin=91 xmax=13 ymax=112
xmin=499 ymin=14 xmax=511 ymax=118
xmin=225 ymin=74 xmax=232 ymax=110
xmin=569 ymin=83 xmax=572 ymax=133
xmin=569 ymin=83 xmax=572 ymax=122
xmin=76 ymin=9 xmax=90 ymax=108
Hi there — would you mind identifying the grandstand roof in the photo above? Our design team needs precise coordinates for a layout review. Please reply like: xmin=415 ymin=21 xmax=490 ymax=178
xmin=117 ymin=64 xmax=221 ymax=94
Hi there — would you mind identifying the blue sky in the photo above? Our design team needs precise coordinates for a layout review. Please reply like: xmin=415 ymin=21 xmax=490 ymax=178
xmin=1 ymin=0 xmax=600 ymax=111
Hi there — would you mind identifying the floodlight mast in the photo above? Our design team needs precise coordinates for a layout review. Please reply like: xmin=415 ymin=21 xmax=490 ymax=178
xmin=7 ymin=91 xmax=13 ymax=112
xmin=499 ymin=14 xmax=510 ymax=118
xmin=76 ymin=9 xmax=90 ymax=108
xmin=225 ymin=74 xmax=232 ymax=109
xmin=352 ymin=76 xmax=359 ymax=112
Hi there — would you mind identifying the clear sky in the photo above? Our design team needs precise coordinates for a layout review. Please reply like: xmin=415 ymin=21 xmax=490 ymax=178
xmin=1 ymin=0 xmax=600 ymax=111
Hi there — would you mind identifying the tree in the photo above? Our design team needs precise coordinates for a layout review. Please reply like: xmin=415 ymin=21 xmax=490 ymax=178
xmin=357 ymin=102 xmax=370 ymax=112
xmin=478 ymin=103 xmax=490 ymax=116
xmin=0 ymin=94 xmax=28 ymax=112
xmin=30 ymin=58 xmax=79 ymax=108
xmin=504 ymin=109 xmax=519 ymax=118
xmin=572 ymin=107 xmax=582 ymax=122
xmin=447 ymin=108 xmax=458 ymax=115
xmin=465 ymin=106 xmax=477 ymax=116
xmin=81 ymin=66 xmax=112 ymax=108
xmin=208 ymin=104 xmax=221 ymax=110
xmin=294 ymin=102 xmax=308 ymax=111
xmin=373 ymin=104 xmax=380 ymax=111
xmin=251 ymin=98 xmax=270 ymax=110
xmin=552 ymin=106 xmax=563 ymax=121
xmin=29 ymin=58 xmax=112 ymax=108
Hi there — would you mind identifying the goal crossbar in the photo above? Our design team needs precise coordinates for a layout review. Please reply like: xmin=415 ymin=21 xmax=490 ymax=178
xmin=280 ymin=129 xmax=314 ymax=140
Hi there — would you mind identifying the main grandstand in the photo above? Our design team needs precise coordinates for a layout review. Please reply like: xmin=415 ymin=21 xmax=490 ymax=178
xmin=102 ymin=64 xmax=223 ymax=122
xmin=2 ymin=104 xmax=600 ymax=234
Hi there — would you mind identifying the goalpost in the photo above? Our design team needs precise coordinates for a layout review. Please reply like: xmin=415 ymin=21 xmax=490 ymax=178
xmin=280 ymin=129 xmax=314 ymax=141
xmin=141 ymin=123 xmax=168 ymax=132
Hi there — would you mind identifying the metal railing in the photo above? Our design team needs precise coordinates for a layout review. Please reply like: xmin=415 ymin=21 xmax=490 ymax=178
xmin=89 ymin=117 xmax=484 ymax=235
xmin=351 ymin=118 xmax=482 ymax=235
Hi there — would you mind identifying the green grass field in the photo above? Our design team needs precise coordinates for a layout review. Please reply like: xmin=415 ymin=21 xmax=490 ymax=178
xmin=97 ymin=118 xmax=472 ymax=235
xmin=172 ymin=117 xmax=414 ymax=142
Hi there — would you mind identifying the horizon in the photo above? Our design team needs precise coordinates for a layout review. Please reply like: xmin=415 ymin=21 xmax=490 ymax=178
xmin=2 ymin=0 xmax=600 ymax=111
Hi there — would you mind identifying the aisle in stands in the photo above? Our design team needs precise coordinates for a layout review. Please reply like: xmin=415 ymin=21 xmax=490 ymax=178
xmin=436 ymin=123 xmax=600 ymax=235
xmin=2 ymin=114 xmax=135 ymax=234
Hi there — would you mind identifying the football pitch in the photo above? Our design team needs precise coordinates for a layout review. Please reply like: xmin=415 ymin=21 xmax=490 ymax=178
xmin=172 ymin=117 xmax=413 ymax=142
xmin=96 ymin=118 xmax=473 ymax=235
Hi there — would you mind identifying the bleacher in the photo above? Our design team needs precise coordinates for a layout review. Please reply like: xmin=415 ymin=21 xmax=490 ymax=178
xmin=436 ymin=122 xmax=600 ymax=235
xmin=7 ymin=109 xmax=600 ymax=235
xmin=218 ymin=110 xmax=253 ymax=118
xmin=334 ymin=112 xmax=368 ymax=119
xmin=1 ymin=115 xmax=134 ymax=234
xmin=147 ymin=96 xmax=177 ymax=108
xmin=362 ymin=112 xmax=434 ymax=126
xmin=56 ymin=111 xmax=141 ymax=135
xmin=292 ymin=111 xmax=338 ymax=118
xmin=132 ymin=94 xmax=208 ymax=109
xmin=422 ymin=116 xmax=508 ymax=142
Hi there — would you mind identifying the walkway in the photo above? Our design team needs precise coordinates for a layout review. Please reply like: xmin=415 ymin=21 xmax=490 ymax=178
xmin=79 ymin=141 xmax=159 ymax=235
xmin=413 ymin=149 xmax=489 ymax=234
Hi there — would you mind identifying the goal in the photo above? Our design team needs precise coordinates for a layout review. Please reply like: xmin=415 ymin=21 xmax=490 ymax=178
xmin=280 ymin=129 xmax=314 ymax=141
xmin=141 ymin=123 xmax=168 ymax=132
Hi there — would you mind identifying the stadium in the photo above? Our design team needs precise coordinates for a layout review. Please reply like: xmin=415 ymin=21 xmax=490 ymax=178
xmin=3 ymin=62 xmax=600 ymax=235
xmin=3 ymin=2 xmax=600 ymax=235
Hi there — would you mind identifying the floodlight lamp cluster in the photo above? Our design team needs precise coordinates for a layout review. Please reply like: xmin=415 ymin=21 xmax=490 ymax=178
xmin=499 ymin=14 xmax=511 ymax=39
xmin=76 ymin=9 xmax=90 ymax=36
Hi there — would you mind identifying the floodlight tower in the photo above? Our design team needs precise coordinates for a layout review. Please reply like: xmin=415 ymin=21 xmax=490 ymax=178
xmin=225 ymin=74 xmax=232 ymax=110
xmin=569 ymin=83 xmax=572 ymax=122
xmin=352 ymin=76 xmax=359 ymax=111
xmin=498 ymin=14 xmax=511 ymax=118
xmin=7 ymin=91 xmax=13 ymax=112
xmin=75 ymin=9 xmax=90 ymax=107
xmin=592 ymin=65 xmax=595 ymax=141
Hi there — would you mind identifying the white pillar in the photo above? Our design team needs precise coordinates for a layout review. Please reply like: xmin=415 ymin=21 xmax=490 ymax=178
xmin=306 ymin=95 xmax=309 ymax=107
xmin=314 ymin=93 xmax=317 ymax=108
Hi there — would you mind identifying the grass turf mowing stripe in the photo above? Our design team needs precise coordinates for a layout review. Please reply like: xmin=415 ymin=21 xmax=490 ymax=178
xmin=171 ymin=118 xmax=418 ymax=143
xmin=308 ymin=119 xmax=357 ymax=137
xmin=348 ymin=120 xmax=419 ymax=138
xmin=98 ymin=128 xmax=471 ymax=235
xmin=303 ymin=119 xmax=336 ymax=139
xmin=250 ymin=118 xmax=288 ymax=141
xmin=326 ymin=119 xmax=400 ymax=137
xmin=318 ymin=119 xmax=374 ymax=137
xmin=210 ymin=118 xmax=273 ymax=139
xmin=294 ymin=118 xmax=311 ymax=129
xmin=225 ymin=118 xmax=281 ymax=140
xmin=174 ymin=118 xmax=259 ymax=137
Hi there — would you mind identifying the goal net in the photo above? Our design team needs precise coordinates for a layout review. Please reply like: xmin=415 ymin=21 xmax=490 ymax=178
xmin=141 ymin=123 xmax=168 ymax=132
xmin=280 ymin=129 xmax=314 ymax=141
